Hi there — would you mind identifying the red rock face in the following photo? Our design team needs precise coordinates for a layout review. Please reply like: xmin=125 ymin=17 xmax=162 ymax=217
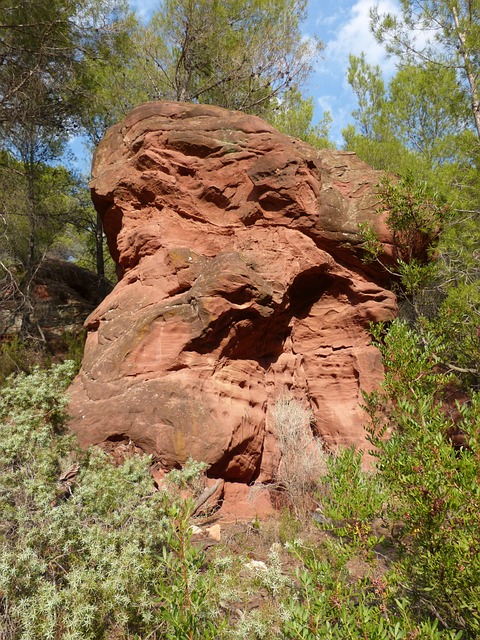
xmin=68 ymin=101 xmax=397 ymax=483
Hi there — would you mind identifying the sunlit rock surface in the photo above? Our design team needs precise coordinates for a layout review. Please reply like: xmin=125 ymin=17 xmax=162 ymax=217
xmin=68 ymin=101 xmax=397 ymax=483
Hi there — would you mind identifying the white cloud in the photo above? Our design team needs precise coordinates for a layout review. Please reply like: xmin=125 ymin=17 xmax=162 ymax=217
xmin=324 ymin=0 xmax=400 ymax=73
xmin=305 ymin=0 xmax=402 ymax=143
xmin=314 ymin=6 xmax=349 ymax=31
xmin=317 ymin=95 xmax=336 ymax=113
xmin=326 ymin=0 xmax=398 ymax=75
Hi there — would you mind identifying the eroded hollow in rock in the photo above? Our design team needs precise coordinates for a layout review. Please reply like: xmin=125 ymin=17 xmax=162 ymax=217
xmin=288 ymin=268 xmax=336 ymax=318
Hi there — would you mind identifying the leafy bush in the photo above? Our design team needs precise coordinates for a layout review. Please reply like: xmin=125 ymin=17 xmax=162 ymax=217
xmin=317 ymin=446 xmax=387 ymax=551
xmin=0 ymin=331 xmax=85 ymax=388
xmin=365 ymin=320 xmax=480 ymax=635
xmin=377 ymin=173 xmax=448 ymax=265
xmin=0 ymin=363 xmax=219 ymax=639
xmin=166 ymin=456 xmax=209 ymax=495
xmin=430 ymin=280 xmax=480 ymax=380
xmin=282 ymin=538 xmax=463 ymax=639
xmin=321 ymin=446 xmax=386 ymax=524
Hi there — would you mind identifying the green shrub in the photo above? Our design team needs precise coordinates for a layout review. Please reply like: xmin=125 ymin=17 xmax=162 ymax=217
xmin=282 ymin=538 xmax=463 ymax=639
xmin=0 ymin=331 xmax=85 ymax=389
xmin=0 ymin=336 xmax=51 ymax=386
xmin=2 ymin=335 xmax=477 ymax=639
xmin=318 ymin=446 xmax=387 ymax=549
xmin=365 ymin=320 xmax=480 ymax=635
xmin=0 ymin=363 xmax=220 ymax=639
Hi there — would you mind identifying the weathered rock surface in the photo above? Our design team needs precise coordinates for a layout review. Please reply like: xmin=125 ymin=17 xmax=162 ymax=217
xmin=68 ymin=101 xmax=397 ymax=483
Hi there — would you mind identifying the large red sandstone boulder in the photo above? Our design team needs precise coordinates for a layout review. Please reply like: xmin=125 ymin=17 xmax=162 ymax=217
xmin=68 ymin=101 xmax=397 ymax=483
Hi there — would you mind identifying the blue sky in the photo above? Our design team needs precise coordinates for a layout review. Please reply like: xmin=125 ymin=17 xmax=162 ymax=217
xmin=70 ymin=0 xmax=400 ymax=171
xmin=305 ymin=0 xmax=399 ymax=142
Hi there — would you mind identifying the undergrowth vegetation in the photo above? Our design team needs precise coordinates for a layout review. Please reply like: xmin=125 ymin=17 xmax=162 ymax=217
xmin=1 ymin=349 xmax=478 ymax=639
xmin=0 ymin=363 xmax=220 ymax=639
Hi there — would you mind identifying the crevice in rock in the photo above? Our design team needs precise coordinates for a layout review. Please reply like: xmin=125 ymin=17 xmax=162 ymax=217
xmin=288 ymin=268 xmax=336 ymax=319
xmin=200 ymin=185 xmax=231 ymax=209
xmin=206 ymin=437 xmax=262 ymax=483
